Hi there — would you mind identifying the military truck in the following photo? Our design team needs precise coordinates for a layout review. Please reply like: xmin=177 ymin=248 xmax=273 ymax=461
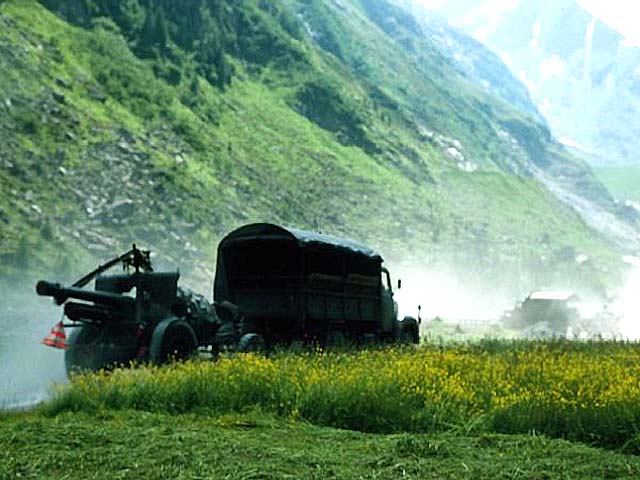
xmin=214 ymin=223 xmax=419 ymax=350
xmin=37 ymin=245 xmax=224 ymax=373
xmin=501 ymin=290 xmax=580 ymax=337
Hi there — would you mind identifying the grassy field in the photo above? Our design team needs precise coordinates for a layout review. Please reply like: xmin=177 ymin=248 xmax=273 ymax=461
xmin=4 ymin=342 xmax=640 ymax=478
xmin=3 ymin=410 xmax=640 ymax=479
xmin=43 ymin=343 xmax=640 ymax=448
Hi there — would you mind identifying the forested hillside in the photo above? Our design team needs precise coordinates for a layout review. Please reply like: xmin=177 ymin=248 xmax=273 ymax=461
xmin=0 ymin=0 xmax=634 ymax=297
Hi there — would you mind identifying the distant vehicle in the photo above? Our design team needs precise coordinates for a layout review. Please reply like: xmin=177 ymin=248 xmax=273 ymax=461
xmin=214 ymin=223 xmax=420 ymax=350
xmin=37 ymin=246 xmax=226 ymax=374
xmin=501 ymin=290 xmax=580 ymax=336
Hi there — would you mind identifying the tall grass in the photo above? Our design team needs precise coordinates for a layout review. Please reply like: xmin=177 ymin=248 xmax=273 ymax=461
xmin=45 ymin=341 xmax=640 ymax=452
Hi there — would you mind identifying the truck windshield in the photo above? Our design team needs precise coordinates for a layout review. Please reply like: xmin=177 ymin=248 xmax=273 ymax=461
xmin=381 ymin=269 xmax=391 ymax=290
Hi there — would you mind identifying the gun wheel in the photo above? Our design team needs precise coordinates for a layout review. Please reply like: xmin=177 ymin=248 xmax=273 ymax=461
xmin=65 ymin=325 xmax=135 ymax=375
xmin=149 ymin=319 xmax=198 ymax=364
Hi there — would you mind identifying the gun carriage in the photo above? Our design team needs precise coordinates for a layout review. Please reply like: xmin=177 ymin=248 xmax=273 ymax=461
xmin=37 ymin=245 xmax=222 ymax=373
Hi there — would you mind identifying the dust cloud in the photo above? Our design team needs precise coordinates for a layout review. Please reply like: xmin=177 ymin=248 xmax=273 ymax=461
xmin=392 ymin=267 xmax=513 ymax=322
xmin=0 ymin=281 xmax=67 ymax=411
xmin=392 ymin=258 xmax=640 ymax=340
xmin=610 ymin=257 xmax=640 ymax=339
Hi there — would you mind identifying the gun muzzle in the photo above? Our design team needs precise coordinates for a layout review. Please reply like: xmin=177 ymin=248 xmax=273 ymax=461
xmin=36 ymin=280 xmax=59 ymax=297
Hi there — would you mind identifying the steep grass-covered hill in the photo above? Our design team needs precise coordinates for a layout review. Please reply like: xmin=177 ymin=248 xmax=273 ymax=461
xmin=0 ymin=0 xmax=634 ymax=296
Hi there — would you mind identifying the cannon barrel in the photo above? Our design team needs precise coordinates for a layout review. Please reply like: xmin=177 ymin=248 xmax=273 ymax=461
xmin=36 ymin=280 xmax=136 ymax=308
xmin=64 ymin=302 xmax=129 ymax=323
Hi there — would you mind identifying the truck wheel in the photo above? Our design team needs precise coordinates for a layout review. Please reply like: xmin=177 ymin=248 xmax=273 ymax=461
xmin=237 ymin=333 xmax=266 ymax=353
xmin=149 ymin=318 xmax=198 ymax=365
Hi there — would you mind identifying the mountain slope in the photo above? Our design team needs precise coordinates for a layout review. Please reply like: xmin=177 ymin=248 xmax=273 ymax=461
xmin=291 ymin=0 xmax=638 ymax=260
xmin=426 ymin=0 xmax=640 ymax=166
xmin=0 ymin=0 xmax=632 ymax=298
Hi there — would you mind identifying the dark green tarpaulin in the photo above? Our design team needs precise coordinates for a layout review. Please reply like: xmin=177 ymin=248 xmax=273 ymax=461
xmin=213 ymin=223 xmax=382 ymax=300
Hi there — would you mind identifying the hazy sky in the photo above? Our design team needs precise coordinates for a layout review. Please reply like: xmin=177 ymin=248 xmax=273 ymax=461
xmin=414 ymin=0 xmax=640 ymax=46
xmin=578 ymin=0 xmax=640 ymax=46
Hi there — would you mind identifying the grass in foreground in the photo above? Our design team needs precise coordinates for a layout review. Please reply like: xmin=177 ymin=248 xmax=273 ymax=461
xmin=44 ymin=342 xmax=640 ymax=453
xmin=2 ymin=410 xmax=640 ymax=479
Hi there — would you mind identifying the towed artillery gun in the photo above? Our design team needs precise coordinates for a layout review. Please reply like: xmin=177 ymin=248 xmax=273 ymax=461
xmin=37 ymin=245 xmax=223 ymax=374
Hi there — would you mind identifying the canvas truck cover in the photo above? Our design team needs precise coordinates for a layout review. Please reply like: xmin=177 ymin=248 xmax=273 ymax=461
xmin=213 ymin=223 xmax=382 ymax=300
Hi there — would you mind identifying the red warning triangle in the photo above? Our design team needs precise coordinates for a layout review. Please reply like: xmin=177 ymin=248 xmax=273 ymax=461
xmin=42 ymin=321 xmax=68 ymax=350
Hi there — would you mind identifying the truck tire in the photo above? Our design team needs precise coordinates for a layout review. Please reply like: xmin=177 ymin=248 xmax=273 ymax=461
xmin=237 ymin=333 xmax=266 ymax=353
xmin=149 ymin=318 xmax=198 ymax=365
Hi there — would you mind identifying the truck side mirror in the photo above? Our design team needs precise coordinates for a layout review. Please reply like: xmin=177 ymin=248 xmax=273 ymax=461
xmin=397 ymin=279 xmax=401 ymax=289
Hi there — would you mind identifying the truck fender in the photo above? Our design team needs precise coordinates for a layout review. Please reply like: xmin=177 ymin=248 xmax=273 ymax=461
xmin=395 ymin=316 xmax=419 ymax=344
xmin=214 ymin=300 xmax=240 ymax=323
xmin=236 ymin=332 xmax=266 ymax=353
